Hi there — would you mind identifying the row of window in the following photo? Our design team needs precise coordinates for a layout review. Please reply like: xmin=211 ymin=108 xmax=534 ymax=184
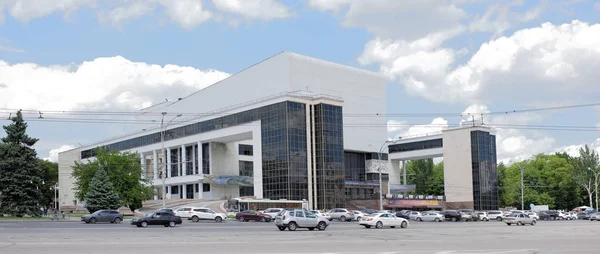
xmin=388 ymin=138 xmax=443 ymax=153
xmin=470 ymin=130 xmax=499 ymax=211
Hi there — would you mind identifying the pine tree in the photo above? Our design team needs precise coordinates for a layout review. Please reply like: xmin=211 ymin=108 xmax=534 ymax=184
xmin=84 ymin=167 xmax=120 ymax=213
xmin=0 ymin=110 xmax=43 ymax=217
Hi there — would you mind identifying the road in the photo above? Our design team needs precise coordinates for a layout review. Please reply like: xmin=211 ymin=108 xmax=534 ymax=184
xmin=0 ymin=219 xmax=598 ymax=254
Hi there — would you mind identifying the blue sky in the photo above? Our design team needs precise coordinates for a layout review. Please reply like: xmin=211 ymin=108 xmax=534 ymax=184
xmin=0 ymin=0 xmax=599 ymax=163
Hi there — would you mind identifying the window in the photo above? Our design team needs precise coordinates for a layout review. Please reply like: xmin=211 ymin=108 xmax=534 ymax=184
xmin=239 ymin=144 xmax=253 ymax=156
xmin=295 ymin=211 xmax=304 ymax=217
xmin=305 ymin=212 xmax=316 ymax=218
xmin=239 ymin=161 xmax=253 ymax=177
xmin=203 ymin=183 xmax=211 ymax=192
xmin=388 ymin=139 xmax=443 ymax=153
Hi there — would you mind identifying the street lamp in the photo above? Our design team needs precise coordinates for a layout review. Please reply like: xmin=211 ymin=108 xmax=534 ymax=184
xmin=520 ymin=163 xmax=525 ymax=211
xmin=160 ymin=112 xmax=182 ymax=209
xmin=54 ymin=184 xmax=60 ymax=210
xmin=369 ymin=141 xmax=392 ymax=211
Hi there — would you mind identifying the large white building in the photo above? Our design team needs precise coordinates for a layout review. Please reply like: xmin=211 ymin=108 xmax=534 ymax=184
xmin=58 ymin=52 xmax=388 ymax=210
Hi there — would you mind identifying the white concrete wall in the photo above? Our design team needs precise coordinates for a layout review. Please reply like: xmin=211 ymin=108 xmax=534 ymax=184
xmin=58 ymin=148 xmax=81 ymax=208
xmin=287 ymin=52 xmax=387 ymax=152
xmin=210 ymin=142 xmax=239 ymax=176
xmin=211 ymin=185 xmax=239 ymax=200
xmin=442 ymin=128 xmax=474 ymax=203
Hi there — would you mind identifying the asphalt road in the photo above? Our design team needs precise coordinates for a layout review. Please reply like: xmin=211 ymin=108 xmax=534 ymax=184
xmin=0 ymin=219 xmax=598 ymax=254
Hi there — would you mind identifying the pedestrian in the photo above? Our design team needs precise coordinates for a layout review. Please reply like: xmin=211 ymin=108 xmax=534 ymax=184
xmin=43 ymin=207 xmax=48 ymax=217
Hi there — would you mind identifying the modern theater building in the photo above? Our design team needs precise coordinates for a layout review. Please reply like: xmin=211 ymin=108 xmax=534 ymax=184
xmin=58 ymin=52 xmax=389 ymax=211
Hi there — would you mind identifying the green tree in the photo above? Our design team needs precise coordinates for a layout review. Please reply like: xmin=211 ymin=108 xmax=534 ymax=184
xmin=0 ymin=110 xmax=43 ymax=217
xmin=407 ymin=159 xmax=444 ymax=195
xmin=573 ymin=145 xmax=600 ymax=208
xmin=39 ymin=159 xmax=58 ymax=208
xmin=84 ymin=167 xmax=120 ymax=213
xmin=72 ymin=147 xmax=154 ymax=212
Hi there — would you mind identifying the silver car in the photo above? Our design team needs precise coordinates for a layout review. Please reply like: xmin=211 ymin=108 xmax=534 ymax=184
xmin=274 ymin=209 xmax=330 ymax=231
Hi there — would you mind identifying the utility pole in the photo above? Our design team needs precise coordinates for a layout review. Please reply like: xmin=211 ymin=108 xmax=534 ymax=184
xmin=520 ymin=164 xmax=525 ymax=211
xmin=370 ymin=141 xmax=391 ymax=211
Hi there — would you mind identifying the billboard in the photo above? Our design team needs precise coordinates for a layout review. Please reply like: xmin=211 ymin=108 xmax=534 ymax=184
xmin=365 ymin=159 xmax=389 ymax=174
xmin=204 ymin=175 xmax=254 ymax=186
xmin=385 ymin=199 xmax=440 ymax=208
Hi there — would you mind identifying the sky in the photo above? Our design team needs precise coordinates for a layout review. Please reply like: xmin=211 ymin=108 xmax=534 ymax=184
xmin=0 ymin=0 xmax=599 ymax=164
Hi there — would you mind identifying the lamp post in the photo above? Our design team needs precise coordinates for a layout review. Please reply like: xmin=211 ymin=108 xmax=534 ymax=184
xmin=160 ymin=112 xmax=182 ymax=209
xmin=369 ymin=141 xmax=392 ymax=211
xmin=520 ymin=163 xmax=524 ymax=211
xmin=54 ymin=184 xmax=60 ymax=210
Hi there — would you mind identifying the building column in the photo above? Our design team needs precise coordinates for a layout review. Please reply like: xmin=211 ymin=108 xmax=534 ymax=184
xmin=168 ymin=186 xmax=172 ymax=199
xmin=402 ymin=160 xmax=407 ymax=196
xmin=140 ymin=154 xmax=146 ymax=179
xmin=182 ymin=184 xmax=186 ymax=199
xmin=306 ymin=102 xmax=314 ymax=210
xmin=182 ymin=145 xmax=187 ymax=176
xmin=198 ymin=183 xmax=203 ymax=199
xmin=153 ymin=150 xmax=158 ymax=180
xmin=192 ymin=145 xmax=196 ymax=175
xmin=154 ymin=187 xmax=158 ymax=200
xmin=252 ymin=127 xmax=263 ymax=199
xmin=208 ymin=142 xmax=212 ymax=175
xmin=167 ymin=148 xmax=172 ymax=178
xmin=196 ymin=141 xmax=204 ymax=175
xmin=389 ymin=160 xmax=400 ymax=194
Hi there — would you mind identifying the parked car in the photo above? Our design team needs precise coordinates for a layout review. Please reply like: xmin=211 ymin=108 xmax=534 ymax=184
xmin=540 ymin=210 xmax=562 ymax=220
xmin=189 ymin=207 xmax=226 ymax=223
xmin=131 ymin=211 xmax=182 ymax=228
xmin=352 ymin=211 xmax=366 ymax=221
xmin=589 ymin=212 xmax=600 ymax=221
xmin=408 ymin=211 xmax=421 ymax=220
xmin=236 ymin=210 xmax=272 ymax=222
xmin=526 ymin=212 xmax=540 ymax=220
xmin=564 ymin=212 xmax=577 ymax=220
xmin=359 ymin=213 xmax=409 ymax=229
xmin=395 ymin=210 xmax=411 ymax=220
xmin=416 ymin=211 xmax=444 ymax=222
xmin=310 ymin=210 xmax=331 ymax=221
xmin=476 ymin=212 xmax=489 ymax=221
xmin=487 ymin=210 xmax=504 ymax=221
xmin=274 ymin=209 xmax=329 ymax=231
xmin=262 ymin=208 xmax=284 ymax=219
xmin=329 ymin=208 xmax=354 ymax=222
xmin=504 ymin=213 xmax=536 ymax=226
xmin=81 ymin=210 xmax=123 ymax=224
xmin=361 ymin=209 xmax=379 ymax=215
xmin=441 ymin=210 xmax=463 ymax=222
xmin=459 ymin=211 xmax=473 ymax=221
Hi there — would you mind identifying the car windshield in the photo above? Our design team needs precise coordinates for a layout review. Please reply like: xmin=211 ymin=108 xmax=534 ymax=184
xmin=145 ymin=212 xmax=155 ymax=218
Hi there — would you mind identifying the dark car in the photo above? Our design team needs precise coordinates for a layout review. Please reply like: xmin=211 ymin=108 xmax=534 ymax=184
xmin=81 ymin=210 xmax=123 ymax=224
xmin=441 ymin=210 xmax=463 ymax=222
xmin=236 ymin=210 xmax=272 ymax=222
xmin=395 ymin=210 xmax=411 ymax=220
xmin=131 ymin=212 xmax=182 ymax=228
xmin=541 ymin=210 xmax=561 ymax=220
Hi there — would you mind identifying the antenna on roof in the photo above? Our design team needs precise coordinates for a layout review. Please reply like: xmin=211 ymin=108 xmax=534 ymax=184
xmin=38 ymin=111 xmax=44 ymax=119
xmin=7 ymin=113 xmax=12 ymax=120
xmin=165 ymin=98 xmax=169 ymax=102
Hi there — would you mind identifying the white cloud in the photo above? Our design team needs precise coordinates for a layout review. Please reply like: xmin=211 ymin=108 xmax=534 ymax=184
xmin=469 ymin=0 xmax=546 ymax=36
xmin=362 ymin=20 xmax=600 ymax=105
xmin=44 ymin=144 xmax=76 ymax=162
xmin=212 ymin=0 xmax=291 ymax=21
xmin=158 ymin=0 xmax=213 ymax=29
xmin=387 ymin=119 xmax=407 ymax=136
xmin=97 ymin=0 xmax=155 ymax=27
xmin=0 ymin=0 xmax=96 ymax=23
xmin=556 ymin=138 xmax=600 ymax=158
xmin=0 ymin=56 xmax=230 ymax=111
xmin=307 ymin=0 xmax=468 ymax=40
xmin=397 ymin=117 xmax=449 ymax=138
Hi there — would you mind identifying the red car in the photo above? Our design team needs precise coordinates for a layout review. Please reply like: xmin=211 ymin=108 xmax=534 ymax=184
xmin=236 ymin=210 xmax=272 ymax=222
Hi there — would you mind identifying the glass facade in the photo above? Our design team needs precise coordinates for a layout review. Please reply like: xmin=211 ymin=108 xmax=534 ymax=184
xmin=239 ymin=160 xmax=254 ymax=197
xmin=344 ymin=152 xmax=367 ymax=182
xmin=185 ymin=145 xmax=194 ymax=175
xmin=470 ymin=130 xmax=499 ymax=211
xmin=388 ymin=139 xmax=443 ymax=153
xmin=202 ymin=143 xmax=210 ymax=174
xmin=170 ymin=148 xmax=180 ymax=177
xmin=313 ymin=104 xmax=345 ymax=209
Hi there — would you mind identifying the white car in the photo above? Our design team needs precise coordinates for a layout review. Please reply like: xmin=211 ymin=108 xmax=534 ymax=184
xmin=175 ymin=207 xmax=226 ymax=222
xmin=564 ymin=212 xmax=577 ymax=220
xmin=352 ymin=211 xmax=366 ymax=221
xmin=526 ymin=212 xmax=540 ymax=220
xmin=408 ymin=211 xmax=422 ymax=220
xmin=262 ymin=208 xmax=284 ymax=219
xmin=416 ymin=211 xmax=444 ymax=222
xmin=359 ymin=213 xmax=409 ymax=229
xmin=310 ymin=210 xmax=331 ymax=221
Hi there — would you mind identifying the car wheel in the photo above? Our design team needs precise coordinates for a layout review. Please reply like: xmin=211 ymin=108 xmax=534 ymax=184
xmin=497 ymin=217 xmax=502 ymax=221
xmin=517 ymin=222 xmax=523 ymax=226
xmin=215 ymin=217 xmax=223 ymax=223
xmin=451 ymin=217 xmax=457 ymax=222
xmin=260 ymin=217 xmax=266 ymax=222
xmin=317 ymin=221 xmax=327 ymax=231
xmin=240 ymin=217 xmax=245 ymax=222
xmin=364 ymin=225 xmax=371 ymax=229
xmin=141 ymin=221 xmax=148 ymax=228
xmin=89 ymin=218 xmax=97 ymax=224
xmin=308 ymin=228 xmax=315 ymax=231
xmin=357 ymin=217 xmax=361 ymax=221
xmin=531 ymin=220 xmax=536 ymax=226
xmin=164 ymin=224 xmax=169 ymax=227
xmin=340 ymin=216 xmax=347 ymax=222
xmin=506 ymin=223 xmax=511 ymax=226
xmin=434 ymin=218 xmax=441 ymax=222
xmin=288 ymin=222 xmax=298 ymax=231
xmin=401 ymin=221 xmax=408 ymax=228
xmin=113 ymin=217 xmax=121 ymax=224
xmin=278 ymin=226 xmax=285 ymax=231
xmin=169 ymin=221 xmax=175 ymax=227
xmin=417 ymin=218 xmax=422 ymax=222
xmin=375 ymin=221 xmax=383 ymax=229
xmin=192 ymin=216 xmax=199 ymax=223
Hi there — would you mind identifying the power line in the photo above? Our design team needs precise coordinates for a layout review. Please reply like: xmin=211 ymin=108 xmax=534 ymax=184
xmin=1 ymin=101 xmax=599 ymax=118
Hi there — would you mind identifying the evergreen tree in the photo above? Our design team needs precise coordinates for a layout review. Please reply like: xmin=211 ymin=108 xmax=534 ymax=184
xmin=0 ymin=110 xmax=43 ymax=217
xmin=84 ymin=167 xmax=120 ymax=213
